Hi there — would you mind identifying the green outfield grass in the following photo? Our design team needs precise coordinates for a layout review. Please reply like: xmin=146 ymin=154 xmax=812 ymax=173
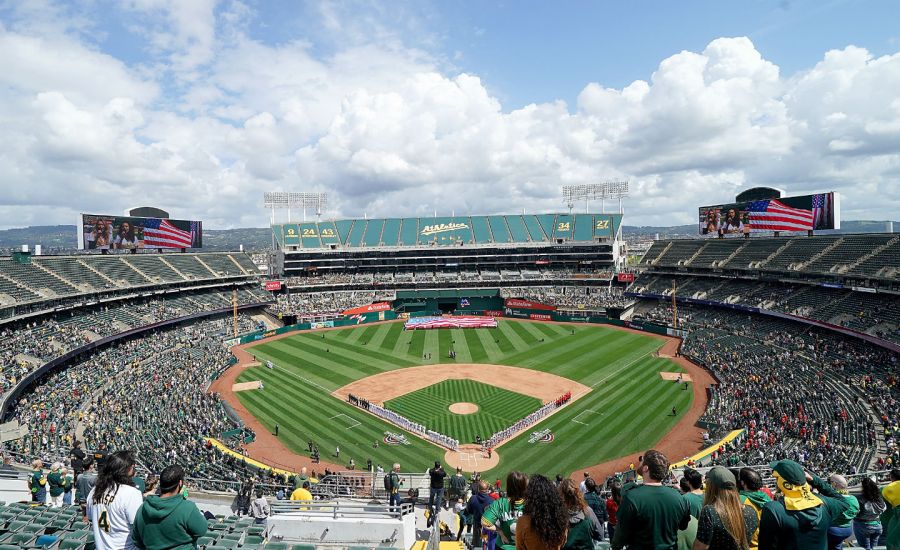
xmin=234 ymin=320 xmax=692 ymax=477
xmin=384 ymin=379 xmax=542 ymax=443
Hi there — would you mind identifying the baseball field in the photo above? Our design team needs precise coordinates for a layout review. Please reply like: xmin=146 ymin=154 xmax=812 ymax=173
xmin=233 ymin=319 xmax=692 ymax=477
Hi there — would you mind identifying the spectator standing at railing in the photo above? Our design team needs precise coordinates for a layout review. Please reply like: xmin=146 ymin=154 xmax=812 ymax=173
xmin=825 ymin=474 xmax=858 ymax=550
xmin=882 ymin=468 xmax=900 ymax=550
xmin=427 ymin=461 xmax=448 ymax=527
xmin=70 ymin=440 xmax=86 ymax=481
xmin=250 ymin=489 xmax=270 ymax=525
xmin=29 ymin=458 xmax=46 ymax=504
xmin=853 ymin=477 xmax=886 ymax=550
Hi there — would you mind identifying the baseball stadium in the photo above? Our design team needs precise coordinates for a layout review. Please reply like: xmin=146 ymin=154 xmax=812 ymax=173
xmin=0 ymin=183 xmax=895 ymax=550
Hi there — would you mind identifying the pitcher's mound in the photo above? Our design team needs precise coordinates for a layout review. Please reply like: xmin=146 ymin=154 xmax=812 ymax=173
xmin=449 ymin=402 xmax=479 ymax=415
xmin=444 ymin=444 xmax=499 ymax=471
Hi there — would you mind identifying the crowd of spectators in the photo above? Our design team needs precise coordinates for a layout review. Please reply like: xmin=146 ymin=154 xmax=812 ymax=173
xmin=6 ymin=314 xmax=260 ymax=482
xmin=636 ymin=300 xmax=899 ymax=477
xmin=281 ymin=269 xmax=616 ymax=289
xmin=501 ymin=286 xmax=630 ymax=310
xmin=0 ymin=287 xmax=269 ymax=401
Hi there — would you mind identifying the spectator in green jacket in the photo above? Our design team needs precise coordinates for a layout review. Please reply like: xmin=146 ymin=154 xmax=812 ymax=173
xmin=47 ymin=462 xmax=65 ymax=507
xmin=133 ymin=465 xmax=208 ymax=550
xmin=757 ymin=460 xmax=851 ymax=550
xmin=29 ymin=459 xmax=46 ymax=504
xmin=826 ymin=474 xmax=858 ymax=550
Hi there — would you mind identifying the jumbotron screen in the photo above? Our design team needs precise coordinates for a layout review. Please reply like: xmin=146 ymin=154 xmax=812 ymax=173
xmin=79 ymin=214 xmax=203 ymax=250
xmin=699 ymin=192 xmax=839 ymax=236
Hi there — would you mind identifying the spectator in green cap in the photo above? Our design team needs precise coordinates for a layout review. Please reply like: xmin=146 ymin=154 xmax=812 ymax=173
xmin=757 ymin=460 xmax=851 ymax=550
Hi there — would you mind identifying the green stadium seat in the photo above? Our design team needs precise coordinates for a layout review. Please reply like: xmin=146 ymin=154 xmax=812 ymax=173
xmin=243 ymin=535 xmax=264 ymax=545
xmin=197 ymin=536 xmax=216 ymax=548
xmin=209 ymin=522 xmax=229 ymax=531
xmin=47 ymin=518 xmax=71 ymax=533
xmin=222 ymin=532 xmax=242 ymax=541
xmin=247 ymin=526 xmax=265 ymax=536
xmin=0 ymin=545 xmax=21 ymax=550
xmin=3 ymin=520 xmax=27 ymax=532
xmin=0 ymin=532 xmax=36 ymax=546
xmin=263 ymin=543 xmax=289 ymax=550
xmin=60 ymin=529 xmax=91 ymax=541
xmin=57 ymin=540 xmax=86 ymax=550
xmin=22 ymin=522 xmax=47 ymax=536
xmin=214 ymin=540 xmax=238 ymax=548
xmin=348 ymin=546 xmax=372 ymax=550
xmin=240 ymin=545 xmax=262 ymax=550
xmin=291 ymin=544 xmax=316 ymax=550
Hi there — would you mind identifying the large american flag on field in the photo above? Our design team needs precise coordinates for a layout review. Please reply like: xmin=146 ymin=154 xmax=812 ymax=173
xmin=404 ymin=316 xmax=498 ymax=330
xmin=746 ymin=199 xmax=815 ymax=232
xmin=142 ymin=219 xmax=195 ymax=248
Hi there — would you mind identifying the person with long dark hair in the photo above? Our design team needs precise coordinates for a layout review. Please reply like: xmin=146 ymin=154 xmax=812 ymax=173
xmin=515 ymin=474 xmax=568 ymax=550
xmin=86 ymin=450 xmax=143 ymax=550
xmin=854 ymin=477 xmax=887 ymax=550
xmin=558 ymin=478 xmax=602 ymax=550
xmin=692 ymin=467 xmax=757 ymax=550
xmin=482 ymin=471 xmax=529 ymax=550
xmin=606 ymin=481 xmax=622 ymax=540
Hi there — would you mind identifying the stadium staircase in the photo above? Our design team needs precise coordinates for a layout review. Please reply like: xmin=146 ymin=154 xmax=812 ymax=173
xmin=795 ymin=236 xmax=844 ymax=272
xmin=76 ymin=259 xmax=117 ymax=288
xmin=683 ymin=242 xmax=710 ymax=266
xmin=713 ymin=241 xmax=748 ymax=268
xmin=844 ymin=235 xmax=899 ymax=275
xmin=118 ymin=257 xmax=155 ymax=283
xmin=642 ymin=241 xmax=672 ymax=266
xmin=751 ymin=239 xmax=794 ymax=269
xmin=158 ymin=256 xmax=189 ymax=280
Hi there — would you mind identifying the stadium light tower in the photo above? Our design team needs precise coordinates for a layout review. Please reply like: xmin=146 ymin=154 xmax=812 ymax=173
xmin=562 ymin=181 xmax=629 ymax=214
xmin=263 ymin=192 xmax=328 ymax=223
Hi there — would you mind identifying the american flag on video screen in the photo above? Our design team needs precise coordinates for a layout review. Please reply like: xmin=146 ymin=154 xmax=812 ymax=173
xmin=746 ymin=199 xmax=815 ymax=232
xmin=404 ymin=316 xmax=497 ymax=330
xmin=143 ymin=219 xmax=195 ymax=248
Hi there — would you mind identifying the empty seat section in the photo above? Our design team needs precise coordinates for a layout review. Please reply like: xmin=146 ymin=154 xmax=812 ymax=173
xmin=471 ymin=216 xmax=493 ymax=243
xmin=0 ymin=273 xmax=40 ymax=302
xmin=573 ymin=215 xmax=594 ymax=241
xmin=346 ymin=220 xmax=367 ymax=247
xmin=317 ymin=221 xmax=341 ymax=246
xmin=36 ymin=258 xmax=112 ymax=290
xmin=299 ymin=223 xmax=322 ymax=248
xmin=720 ymin=238 xmax=785 ymax=268
xmin=199 ymin=254 xmax=245 ymax=276
xmin=487 ymin=216 xmax=511 ymax=243
xmin=83 ymin=257 xmax=150 ymax=285
xmin=762 ymin=237 xmax=837 ymax=271
xmin=0 ymin=260 xmax=76 ymax=296
xmin=656 ymin=241 xmax=705 ymax=266
xmin=523 ymin=215 xmax=548 ymax=241
xmin=687 ymin=240 xmax=743 ymax=267
xmin=380 ymin=219 xmax=401 ymax=246
xmin=332 ymin=220 xmax=354 ymax=245
xmin=398 ymin=218 xmax=419 ymax=245
xmin=164 ymin=256 xmax=215 ymax=279
xmin=640 ymin=241 xmax=669 ymax=264
xmin=805 ymin=234 xmax=895 ymax=273
xmin=228 ymin=253 xmax=259 ymax=273
xmin=506 ymin=215 xmax=531 ymax=242
xmin=123 ymin=256 xmax=184 ymax=282
xmin=849 ymin=239 xmax=900 ymax=278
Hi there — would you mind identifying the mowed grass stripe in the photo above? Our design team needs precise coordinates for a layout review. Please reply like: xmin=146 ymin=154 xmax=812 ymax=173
xmin=497 ymin=321 xmax=528 ymax=349
xmin=449 ymin=329 xmax=472 ymax=362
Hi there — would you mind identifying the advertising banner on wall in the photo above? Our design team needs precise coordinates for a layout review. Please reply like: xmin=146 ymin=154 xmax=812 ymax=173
xmin=698 ymin=192 xmax=839 ymax=236
xmin=342 ymin=302 xmax=393 ymax=316
xmin=504 ymin=298 xmax=557 ymax=311
xmin=264 ymin=281 xmax=283 ymax=291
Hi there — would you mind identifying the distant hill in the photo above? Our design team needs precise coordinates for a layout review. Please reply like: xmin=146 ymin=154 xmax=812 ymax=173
xmin=0 ymin=220 xmax=895 ymax=254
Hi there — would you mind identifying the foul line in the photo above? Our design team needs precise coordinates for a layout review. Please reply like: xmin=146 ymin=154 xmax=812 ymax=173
xmin=571 ymin=410 xmax=601 ymax=426
xmin=261 ymin=360 xmax=334 ymax=395
xmin=330 ymin=413 xmax=362 ymax=429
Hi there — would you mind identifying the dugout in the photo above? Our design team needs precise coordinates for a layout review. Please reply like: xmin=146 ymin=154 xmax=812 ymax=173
xmin=393 ymin=289 xmax=503 ymax=315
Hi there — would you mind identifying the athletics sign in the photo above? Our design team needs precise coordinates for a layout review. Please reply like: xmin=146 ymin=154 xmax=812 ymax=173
xmin=383 ymin=431 xmax=411 ymax=445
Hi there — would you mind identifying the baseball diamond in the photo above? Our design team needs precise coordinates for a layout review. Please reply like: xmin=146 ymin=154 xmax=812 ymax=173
xmin=383 ymin=379 xmax=542 ymax=443
xmin=226 ymin=318 xmax=696 ymax=477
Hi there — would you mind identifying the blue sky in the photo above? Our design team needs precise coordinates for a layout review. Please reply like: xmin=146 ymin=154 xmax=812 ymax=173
xmin=1 ymin=0 xmax=899 ymax=228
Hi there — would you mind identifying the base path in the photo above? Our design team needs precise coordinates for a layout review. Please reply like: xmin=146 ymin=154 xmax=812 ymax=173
xmin=333 ymin=363 xmax=589 ymax=405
